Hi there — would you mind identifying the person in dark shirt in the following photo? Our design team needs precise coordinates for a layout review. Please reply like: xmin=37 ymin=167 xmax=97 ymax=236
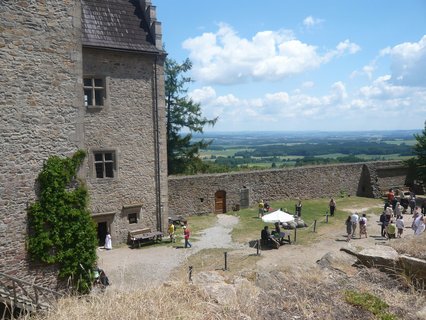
xmin=261 ymin=226 xmax=279 ymax=248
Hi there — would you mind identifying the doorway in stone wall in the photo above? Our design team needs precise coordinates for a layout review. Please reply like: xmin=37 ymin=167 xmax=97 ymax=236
xmin=97 ymin=221 xmax=108 ymax=246
xmin=215 ymin=190 xmax=226 ymax=213
xmin=240 ymin=188 xmax=249 ymax=209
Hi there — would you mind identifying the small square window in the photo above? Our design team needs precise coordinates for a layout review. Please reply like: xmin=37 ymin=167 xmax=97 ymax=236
xmin=93 ymin=151 xmax=116 ymax=178
xmin=128 ymin=213 xmax=138 ymax=224
xmin=84 ymin=77 xmax=105 ymax=107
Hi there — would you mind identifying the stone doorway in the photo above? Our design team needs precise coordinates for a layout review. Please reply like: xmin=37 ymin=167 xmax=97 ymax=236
xmin=97 ymin=221 xmax=108 ymax=246
xmin=214 ymin=190 xmax=226 ymax=213
xmin=240 ymin=188 xmax=249 ymax=208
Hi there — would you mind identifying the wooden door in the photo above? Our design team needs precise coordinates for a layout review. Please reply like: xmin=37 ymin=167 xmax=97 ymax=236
xmin=215 ymin=190 xmax=226 ymax=213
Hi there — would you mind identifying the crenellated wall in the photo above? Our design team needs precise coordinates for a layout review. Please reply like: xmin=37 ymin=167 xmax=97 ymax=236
xmin=168 ymin=161 xmax=409 ymax=216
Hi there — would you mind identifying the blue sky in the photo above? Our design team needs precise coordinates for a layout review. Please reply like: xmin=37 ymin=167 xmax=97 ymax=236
xmin=154 ymin=0 xmax=426 ymax=132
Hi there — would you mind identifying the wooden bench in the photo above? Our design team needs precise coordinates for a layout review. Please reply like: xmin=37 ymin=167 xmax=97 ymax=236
xmin=128 ymin=228 xmax=163 ymax=248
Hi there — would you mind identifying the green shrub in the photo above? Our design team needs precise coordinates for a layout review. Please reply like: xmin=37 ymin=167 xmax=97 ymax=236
xmin=344 ymin=290 xmax=396 ymax=320
xmin=28 ymin=150 xmax=97 ymax=293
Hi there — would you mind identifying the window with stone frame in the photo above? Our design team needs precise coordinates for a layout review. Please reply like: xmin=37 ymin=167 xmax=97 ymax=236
xmin=128 ymin=213 xmax=138 ymax=224
xmin=84 ymin=77 xmax=105 ymax=107
xmin=94 ymin=151 xmax=116 ymax=178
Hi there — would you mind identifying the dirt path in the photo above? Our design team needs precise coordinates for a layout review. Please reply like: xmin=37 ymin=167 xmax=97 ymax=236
xmin=98 ymin=208 xmax=415 ymax=290
xmin=97 ymin=214 xmax=239 ymax=290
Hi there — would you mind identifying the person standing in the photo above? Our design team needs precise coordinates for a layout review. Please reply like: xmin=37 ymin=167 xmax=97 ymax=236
xmin=329 ymin=198 xmax=336 ymax=217
xmin=415 ymin=216 xmax=425 ymax=235
xmin=345 ymin=216 xmax=352 ymax=242
xmin=396 ymin=215 xmax=405 ymax=238
xmin=379 ymin=211 xmax=387 ymax=237
xmin=104 ymin=232 xmax=112 ymax=250
xmin=168 ymin=222 xmax=175 ymax=243
xmin=387 ymin=220 xmax=397 ymax=239
xmin=387 ymin=188 xmax=395 ymax=204
xmin=409 ymin=196 xmax=416 ymax=214
xmin=351 ymin=212 xmax=359 ymax=239
xmin=258 ymin=199 xmax=265 ymax=218
xmin=183 ymin=226 xmax=192 ymax=248
xmin=359 ymin=214 xmax=368 ymax=238
xmin=295 ymin=200 xmax=302 ymax=217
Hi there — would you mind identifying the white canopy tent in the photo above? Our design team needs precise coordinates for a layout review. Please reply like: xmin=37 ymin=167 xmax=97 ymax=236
xmin=261 ymin=209 xmax=295 ymax=223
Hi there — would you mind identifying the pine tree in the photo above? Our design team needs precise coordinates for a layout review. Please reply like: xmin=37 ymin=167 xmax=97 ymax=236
xmin=165 ymin=58 xmax=217 ymax=174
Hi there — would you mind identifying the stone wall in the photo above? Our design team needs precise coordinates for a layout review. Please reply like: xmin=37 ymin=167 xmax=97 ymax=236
xmin=168 ymin=161 xmax=408 ymax=216
xmin=82 ymin=48 xmax=168 ymax=244
xmin=0 ymin=0 xmax=83 ymax=289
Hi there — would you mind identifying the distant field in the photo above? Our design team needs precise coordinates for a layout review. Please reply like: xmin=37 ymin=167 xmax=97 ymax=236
xmin=383 ymin=139 xmax=417 ymax=146
xmin=197 ymin=131 xmax=418 ymax=172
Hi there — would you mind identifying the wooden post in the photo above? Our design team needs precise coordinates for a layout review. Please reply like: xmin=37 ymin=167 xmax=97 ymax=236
xmin=326 ymin=212 xmax=329 ymax=223
xmin=224 ymin=252 xmax=228 ymax=271
xmin=313 ymin=220 xmax=317 ymax=232
xmin=293 ymin=227 xmax=297 ymax=243
xmin=256 ymin=239 xmax=260 ymax=256
xmin=188 ymin=266 xmax=193 ymax=282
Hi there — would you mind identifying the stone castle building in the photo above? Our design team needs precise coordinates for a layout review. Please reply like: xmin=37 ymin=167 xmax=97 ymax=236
xmin=0 ymin=0 xmax=168 ymax=288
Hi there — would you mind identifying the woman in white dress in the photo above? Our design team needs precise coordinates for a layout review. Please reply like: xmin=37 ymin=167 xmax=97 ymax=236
xmin=104 ymin=232 xmax=112 ymax=250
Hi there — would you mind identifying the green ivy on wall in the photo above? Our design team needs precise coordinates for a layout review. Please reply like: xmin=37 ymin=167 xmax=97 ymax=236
xmin=27 ymin=150 xmax=97 ymax=293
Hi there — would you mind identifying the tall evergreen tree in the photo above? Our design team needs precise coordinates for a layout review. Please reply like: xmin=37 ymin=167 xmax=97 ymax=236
xmin=165 ymin=58 xmax=217 ymax=174
xmin=412 ymin=121 xmax=426 ymax=182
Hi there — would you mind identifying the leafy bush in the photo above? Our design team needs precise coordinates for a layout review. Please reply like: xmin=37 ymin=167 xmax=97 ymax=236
xmin=27 ymin=150 xmax=97 ymax=293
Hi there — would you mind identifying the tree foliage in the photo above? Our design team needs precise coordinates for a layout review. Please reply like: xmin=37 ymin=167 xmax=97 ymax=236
xmin=165 ymin=58 xmax=217 ymax=174
xmin=27 ymin=150 xmax=97 ymax=293
xmin=412 ymin=121 xmax=426 ymax=182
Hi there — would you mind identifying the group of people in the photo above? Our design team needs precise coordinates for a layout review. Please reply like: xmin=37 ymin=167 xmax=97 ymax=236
xmin=387 ymin=188 xmax=420 ymax=215
xmin=258 ymin=199 xmax=271 ymax=218
xmin=345 ymin=212 xmax=368 ymax=241
xmin=378 ymin=200 xmax=425 ymax=239
xmin=260 ymin=222 xmax=287 ymax=249
xmin=167 ymin=221 xmax=192 ymax=248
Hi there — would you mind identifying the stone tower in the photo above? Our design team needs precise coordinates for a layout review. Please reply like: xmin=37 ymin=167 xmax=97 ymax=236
xmin=0 ymin=0 xmax=167 ymax=289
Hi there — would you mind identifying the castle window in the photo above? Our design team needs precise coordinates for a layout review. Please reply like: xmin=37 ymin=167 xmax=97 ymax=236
xmin=128 ymin=213 xmax=138 ymax=224
xmin=84 ymin=77 xmax=105 ymax=107
xmin=94 ymin=151 xmax=116 ymax=178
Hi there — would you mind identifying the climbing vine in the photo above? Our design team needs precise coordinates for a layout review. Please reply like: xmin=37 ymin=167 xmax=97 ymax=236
xmin=28 ymin=150 xmax=97 ymax=293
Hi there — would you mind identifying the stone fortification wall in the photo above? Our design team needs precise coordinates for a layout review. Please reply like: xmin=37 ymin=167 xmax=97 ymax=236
xmin=376 ymin=163 xmax=409 ymax=193
xmin=168 ymin=161 xmax=408 ymax=216
xmin=82 ymin=48 xmax=168 ymax=244
xmin=0 ymin=1 xmax=83 ymax=289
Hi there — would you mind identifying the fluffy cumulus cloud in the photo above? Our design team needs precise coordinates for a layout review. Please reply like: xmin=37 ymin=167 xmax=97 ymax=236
xmin=381 ymin=35 xmax=426 ymax=87
xmin=190 ymin=76 xmax=426 ymax=131
xmin=182 ymin=23 xmax=360 ymax=85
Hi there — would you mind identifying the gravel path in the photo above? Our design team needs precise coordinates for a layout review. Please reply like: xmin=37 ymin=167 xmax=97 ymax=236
xmin=97 ymin=214 xmax=239 ymax=290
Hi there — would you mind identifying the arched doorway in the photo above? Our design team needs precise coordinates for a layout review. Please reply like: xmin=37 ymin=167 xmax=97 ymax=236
xmin=215 ymin=190 xmax=226 ymax=213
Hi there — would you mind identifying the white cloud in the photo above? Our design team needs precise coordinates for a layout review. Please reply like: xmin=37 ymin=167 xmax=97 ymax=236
xmin=182 ymin=23 xmax=360 ymax=85
xmin=323 ymin=40 xmax=361 ymax=62
xmin=189 ymin=86 xmax=216 ymax=103
xmin=303 ymin=16 xmax=323 ymax=28
xmin=192 ymin=76 xmax=426 ymax=131
xmin=381 ymin=35 xmax=426 ymax=87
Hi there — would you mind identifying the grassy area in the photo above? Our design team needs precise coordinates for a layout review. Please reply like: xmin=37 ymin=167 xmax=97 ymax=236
xmin=231 ymin=197 xmax=383 ymax=244
xmin=345 ymin=290 xmax=397 ymax=320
